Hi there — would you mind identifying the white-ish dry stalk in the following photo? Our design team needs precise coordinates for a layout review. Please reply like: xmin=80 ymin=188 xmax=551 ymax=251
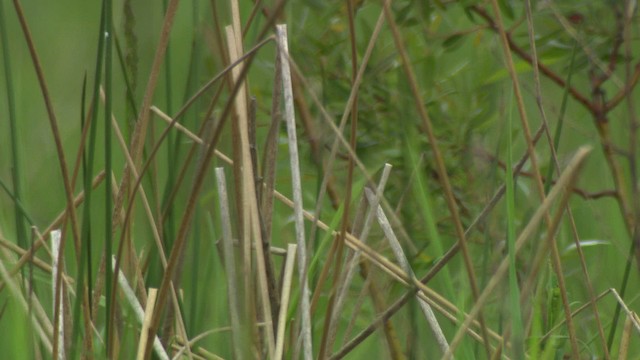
xmin=111 ymin=257 xmax=169 ymax=360
xmin=610 ymin=288 xmax=640 ymax=334
xmin=366 ymin=189 xmax=450 ymax=354
xmin=50 ymin=230 xmax=65 ymax=360
xmin=214 ymin=167 xmax=243 ymax=359
xmin=329 ymin=164 xmax=392 ymax=347
xmin=276 ymin=24 xmax=313 ymax=360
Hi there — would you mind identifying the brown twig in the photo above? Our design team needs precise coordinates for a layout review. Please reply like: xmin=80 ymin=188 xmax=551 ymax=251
xmin=480 ymin=150 xmax=618 ymax=200
xmin=384 ymin=2 xmax=492 ymax=357
xmin=470 ymin=5 xmax=594 ymax=112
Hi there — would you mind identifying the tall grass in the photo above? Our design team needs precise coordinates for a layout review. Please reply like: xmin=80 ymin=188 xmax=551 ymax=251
xmin=2 ymin=1 xmax=640 ymax=359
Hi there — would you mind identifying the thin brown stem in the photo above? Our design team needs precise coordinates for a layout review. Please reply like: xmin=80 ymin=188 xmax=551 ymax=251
xmin=383 ymin=2 xmax=492 ymax=357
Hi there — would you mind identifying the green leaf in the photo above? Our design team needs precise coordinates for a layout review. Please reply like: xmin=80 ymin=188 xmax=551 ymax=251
xmin=483 ymin=55 xmax=564 ymax=85
xmin=442 ymin=33 xmax=466 ymax=52
xmin=498 ymin=0 xmax=515 ymax=20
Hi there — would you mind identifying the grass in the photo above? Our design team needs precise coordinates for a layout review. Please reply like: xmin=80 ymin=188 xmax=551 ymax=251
xmin=2 ymin=0 xmax=640 ymax=359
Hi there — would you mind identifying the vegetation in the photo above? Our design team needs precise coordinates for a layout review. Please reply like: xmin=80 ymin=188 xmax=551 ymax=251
xmin=1 ymin=0 xmax=640 ymax=358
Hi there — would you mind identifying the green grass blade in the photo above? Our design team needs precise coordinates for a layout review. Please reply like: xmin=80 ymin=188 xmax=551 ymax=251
xmin=103 ymin=0 xmax=114 ymax=354
xmin=0 ymin=0 xmax=28 ymax=252
xmin=70 ymin=1 xmax=107 ymax=354
xmin=544 ymin=38 xmax=579 ymax=195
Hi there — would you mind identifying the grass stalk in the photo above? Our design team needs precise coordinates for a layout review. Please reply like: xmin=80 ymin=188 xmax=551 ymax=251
xmin=303 ymin=3 xmax=387 ymax=271
xmin=276 ymin=24 xmax=312 ymax=359
xmin=488 ymin=0 xmax=582 ymax=357
xmin=103 ymin=0 xmax=114 ymax=354
xmin=0 ymin=250 xmax=52 ymax=354
xmin=382 ymin=1 xmax=492 ymax=356
xmin=50 ymin=230 xmax=65 ymax=360
xmin=329 ymin=164 xmax=392 ymax=348
xmin=442 ymin=146 xmax=592 ymax=359
xmin=108 ymin=100 xmax=193 ymax=357
xmin=0 ymin=0 xmax=27 ymax=254
xmin=226 ymin=22 xmax=276 ymax=358
xmin=139 ymin=7 xmax=283 ymax=356
xmin=317 ymin=0 xmax=361 ymax=356
xmin=365 ymin=188 xmax=449 ymax=354
xmin=275 ymin=244 xmax=298 ymax=360
xmin=3 ymin=3 xmax=632 ymax=357
xmin=9 ymin=2 xmax=87 ymax=357
xmin=524 ymin=0 xmax=609 ymax=355
xmin=136 ymin=288 xmax=158 ymax=360
xmin=214 ymin=168 xmax=243 ymax=359
xmin=111 ymin=257 xmax=169 ymax=360
xmin=103 ymin=100 xmax=510 ymax=358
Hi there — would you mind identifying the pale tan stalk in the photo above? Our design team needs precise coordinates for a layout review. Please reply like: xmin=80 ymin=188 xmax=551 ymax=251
xmin=618 ymin=316 xmax=632 ymax=360
xmin=609 ymin=288 xmax=640 ymax=334
xmin=275 ymin=244 xmax=298 ymax=360
xmin=137 ymin=288 xmax=158 ymax=360
xmin=226 ymin=24 xmax=276 ymax=358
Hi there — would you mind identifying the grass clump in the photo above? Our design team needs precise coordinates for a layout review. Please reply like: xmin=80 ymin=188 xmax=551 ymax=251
xmin=1 ymin=1 xmax=640 ymax=359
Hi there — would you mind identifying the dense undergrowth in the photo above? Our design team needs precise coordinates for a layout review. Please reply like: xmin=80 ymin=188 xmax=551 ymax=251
xmin=1 ymin=0 xmax=640 ymax=359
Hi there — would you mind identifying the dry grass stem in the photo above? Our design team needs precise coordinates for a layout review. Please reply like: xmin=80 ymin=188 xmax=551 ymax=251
xmin=111 ymin=257 xmax=168 ymax=360
xmin=50 ymin=230 xmax=65 ymax=360
xmin=618 ymin=315 xmax=632 ymax=360
xmin=328 ymin=164 xmax=393 ymax=350
xmin=137 ymin=288 xmax=158 ymax=360
xmin=275 ymin=244 xmax=298 ymax=360
xmin=610 ymin=288 xmax=640 ymax=334
xmin=365 ymin=188 xmax=449 ymax=354
xmin=275 ymin=24 xmax=313 ymax=359
xmin=0 ymin=248 xmax=52 ymax=353
xmin=383 ymin=2 xmax=493 ymax=355
xmin=442 ymin=146 xmax=592 ymax=359
xmin=214 ymin=167 xmax=243 ymax=359
xmin=4 ymin=2 xmax=634 ymax=358
xmin=226 ymin=21 xmax=276 ymax=358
